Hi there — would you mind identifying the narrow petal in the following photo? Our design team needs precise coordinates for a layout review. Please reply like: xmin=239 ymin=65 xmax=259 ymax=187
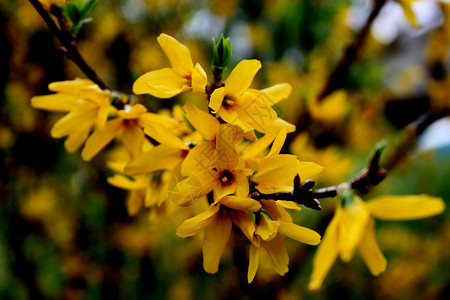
xmin=133 ymin=68 xmax=187 ymax=98
xmin=338 ymin=198 xmax=371 ymax=262
xmin=264 ymin=118 xmax=296 ymax=134
xmin=203 ymin=211 xmax=232 ymax=273
xmin=308 ymin=212 xmax=341 ymax=291
xmin=252 ymin=155 xmax=300 ymax=193
xmin=31 ymin=94 xmax=80 ymax=112
xmin=191 ymin=63 xmax=208 ymax=92
xmin=209 ymin=87 xmax=226 ymax=112
xmin=120 ymin=124 xmax=146 ymax=159
xmin=255 ymin=214 xmax=279 ymax=241
xmin=125 ymin=145 xmax=184 ymax=175
xmin=64 ymin=126 xmax=91 ymax=152
xmin=126 ymin=190 xmax=144 ymax=216
xmin=48 ymin=79 xmax=93 ymax=93
xmin=235 ymin=170 xmax=249 ymax=198
xmin=298 ymin=161 xmax=324 ymax=180
xmin=242 ymin=133 xmax=276 ymax=159
xmin=183 ymin=102 xmax=220 ymax=140
xmin=261 ymin=233 xmax=289 ymax=276
xmin=117 ymin=103 xmax=147 ymax=119
xmin=260 ymin=83 xmax=292 ymax=104
xmin=107 ymin=174 xmax=148 ymax=190
xmin=181 ymin=141 xmax=215 ymax=176
xmin=278 ymin=222 xmax=321 ymax=245
xmin=248 ymin=243 xmax=260 ymax=283
xmin=81 ymin=118 xmax=123 ymax=161
xmin=144 ymin=122 xmax=188 ymax=150
xmin=358 ymin=217 xmax=387 ymax=276
xmin=366 ymin=195 xmax=445 ymax=220
xmin=225 ymin=60 xmax=261 ymax=96
xmin=50 ymin=105 xmax=96 ymax=138
xmin=229 ymin=210 xmax=256 ymax=243
xmin=176 ymin=204 xmax=220 ymax=238
xmin=157 ymin=33 xmax=194 ymax=77
xmin=168 ymin=174 xmax=210 ymax=206
xmin=220 ymin=196 xmax=261 ymax=212
xmin=267 ymin=128 xmax=287 ymax=157
xmin=213 ymin=181 xmax=237 ymax=202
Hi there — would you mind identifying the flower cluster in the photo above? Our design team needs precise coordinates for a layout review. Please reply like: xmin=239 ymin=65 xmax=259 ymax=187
xmin=31 ymin=33 xmax=446 ymax=287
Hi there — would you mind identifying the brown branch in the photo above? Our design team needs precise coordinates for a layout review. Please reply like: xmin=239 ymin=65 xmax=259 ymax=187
xmin=317 ymin=0 xmax=387 ymax=101
xmin=29 ymin=0 xmax=111 ymax=91
xmin=251 ymin=146 xmax=387 ymax=210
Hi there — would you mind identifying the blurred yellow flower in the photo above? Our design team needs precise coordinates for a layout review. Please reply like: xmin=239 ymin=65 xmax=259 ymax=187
xmin=31 ymin=79 xmax=114 ymax=153
xmin=133 ymin=33 xmax=207 ymax=98
xmin=308 ymin=191 xmax=445 ymax=290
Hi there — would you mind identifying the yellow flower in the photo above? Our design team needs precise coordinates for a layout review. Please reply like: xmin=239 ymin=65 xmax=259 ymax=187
xmin=31 ymin=79 xmax=114 ymax=153
xmin=209 ymin=60 xmax=291 ymax=133
xmin=176 ymin=196 xmax=262 ymax=274
xmin=248 ymin=209 xmax=321 ymax=283
xmin=133 ymin=33 xmax=207 ymax=98
xmin=308 ymin=191 xmax=445 ymax=290
xmin=81 ymin=103 xmax=150 ymax=161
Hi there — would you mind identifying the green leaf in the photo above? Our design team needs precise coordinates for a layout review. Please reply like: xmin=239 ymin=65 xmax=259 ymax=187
xmin=80 ymin=0 xmax=99 ymax=19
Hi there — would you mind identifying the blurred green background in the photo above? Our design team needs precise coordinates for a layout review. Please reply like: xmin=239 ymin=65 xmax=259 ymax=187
xmin=0 ymin=0 xmax=449 ymax=299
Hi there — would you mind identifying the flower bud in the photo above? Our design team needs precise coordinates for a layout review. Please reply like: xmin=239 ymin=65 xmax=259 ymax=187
xmin=212 ymin=34 xmax=232 ymax=68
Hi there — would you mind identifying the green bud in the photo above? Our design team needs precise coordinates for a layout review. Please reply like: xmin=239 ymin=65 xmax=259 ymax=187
xmin=212 ymin=34 xmax=232 ymax=68
xmin=338 ymin=188 xmax=355 ymax=207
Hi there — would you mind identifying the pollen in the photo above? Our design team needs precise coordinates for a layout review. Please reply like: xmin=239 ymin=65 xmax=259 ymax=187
xmin=219 ymin=170 xmax=234 ymax=185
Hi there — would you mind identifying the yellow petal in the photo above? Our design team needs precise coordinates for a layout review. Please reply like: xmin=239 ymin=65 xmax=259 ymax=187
xmin=126 ymin=190 xmax=144 ymax=216
xmin=278 ymin=222 xmax=321 ymax=245
xmin=191 ymin=63 xmax=207 ymax=92
xmin=358 ymin=217 xmax=387 ymax=276
xmin=277 ymin=200 xmax=301 ymax=211
xmin=209 ymin=87 xmax=226 ymax=113
xmin=225 ymin=60 xmax=261 ymax=96
xmin=229 ymin=210 xmax=256 ymax=243
xmin=203 ymin=211 xmax=232 ymax=273
xmin=176 ymin=204 xmax=220 ymax=238
xmin=242 ymin=133 xmax=276 ymax=159
xmin=107 ymin=174 xmax=148 ymax=190
xmin=212 ymin=180 xmax=236 ymax=202
xmin=298 ymin=161 xmax=324 ymax=180
xmin=234 ymin=93 xmax=277 ymax=133
xmin=220 ymin=196 xmax=261 ymax=212
xmin=183 ymin=102 xmax=220 ymax=140
xmin=144 ymin=122 xmax=188 ymax=150
xmin=50 ymin=105 xmax=96 ymax=138
xmin=48 ymin=79 xmax=94 ymax=93
xmin=31 ymin=94 xmax=80 ymax=112
xmin=308 ymin=211 xmax=341 ymax=291
xmin=125 ymin=145 xmax=184 ymax=175
xmin=81 ymin=118 xmax=123 ymax=161
xmin=248 ymin=243 xmax=260 ymax=283
xmin=267 ymin=128 xmax=287 ymax=157
xmin=157 ymin=33 xmax=193 ymax=77
xmin=261 ymin=200 xmax=293 ymax=222
xmin=252 ymin=155 xmax=300 ymax=193
xmin=338 ymin=197 xmax=371 ymax=262
xmin=95 ymin=102 xmax=111 ymax=131
xmin=264 ymin=118 xmax=296 ymax=134
xmin=120 ymin=124 xmax=146 ymax=159
xmin=261 ymin=233 xmax=289 ymax=276
xmin=133 ymin=68 xmax=187 ymax=98
xmin=366 ymin=194 xmax=445 ymax=220
xmin=255 ymin=214 xmax=279 ymax=241
xmin=117 ymin=104 xmax=147 ymax=119
xmin=181 ymin=141 xmax=215 ymax=176
xmin=259 ymin=83 xmax=292 ymax=105
xmin=64 ymin=126 xmax=91 ymax=152
xmin=167 ymin=174 xmax=209 ymax=206
xmin=235 ymin=170 xmax=249 ymax=197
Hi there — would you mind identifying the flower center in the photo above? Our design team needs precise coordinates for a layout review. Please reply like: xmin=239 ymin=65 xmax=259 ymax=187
xmin=219 ymin=170 xmax=234 ymax=185
xmin=223 ymin=95 xmax=235 ymax=108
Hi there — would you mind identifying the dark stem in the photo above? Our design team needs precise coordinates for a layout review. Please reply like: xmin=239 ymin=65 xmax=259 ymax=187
xmin=29 ymin=0 xmax=111 ymax=91
xmin=252 ymin=147 xmax=388 ymax=209
xmin=317 ymin=0 xmax=387 ymax=101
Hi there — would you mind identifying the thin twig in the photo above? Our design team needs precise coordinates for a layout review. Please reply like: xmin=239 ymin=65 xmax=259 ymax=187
xmin=29 ymin=0 xmax=111 ymax=91
xmin=317 ymin=0 xmax=387 ymax=101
